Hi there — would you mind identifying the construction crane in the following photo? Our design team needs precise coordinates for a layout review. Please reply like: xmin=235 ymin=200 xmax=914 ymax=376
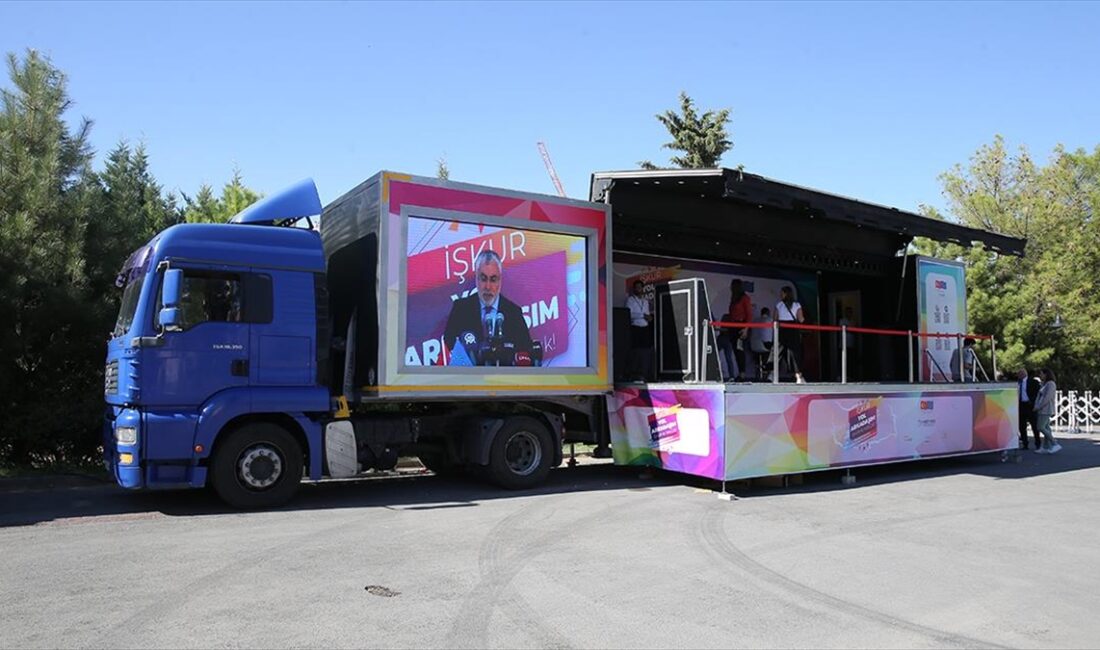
xmin=536 ymin=141 xmax=567 ymax=198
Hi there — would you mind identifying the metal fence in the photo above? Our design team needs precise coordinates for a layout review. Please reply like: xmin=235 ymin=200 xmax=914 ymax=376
xmin=1054 ymin=390 xmax=1100 ymax=433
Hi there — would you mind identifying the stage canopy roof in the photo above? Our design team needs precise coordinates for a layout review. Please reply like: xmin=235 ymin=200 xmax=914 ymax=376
xmin=590 ymin=168 xmax=1025 ymax=275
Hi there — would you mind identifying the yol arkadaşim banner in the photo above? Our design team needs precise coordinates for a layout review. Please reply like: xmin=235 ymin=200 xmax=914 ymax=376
xmin=404 ymin=215 xmax=588 ymax=369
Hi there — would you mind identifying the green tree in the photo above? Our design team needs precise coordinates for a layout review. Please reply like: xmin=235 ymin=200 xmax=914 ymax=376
xmin=436 ymin=156 xmax=450 ymax=181
xmin=85 ymin=141 xmax=178 ymax=294
xmin=640 ymin=92 xmax=732 ymax=170
xmin=0 ymin=49 xmax=98 ymax=465
xmin=182 ymin=169 xmax=262 ymax=223
xmin=916 ymin=136 xmax=1100 ymax=388
xmin=0 ymin=50 xmax=265 ymax=468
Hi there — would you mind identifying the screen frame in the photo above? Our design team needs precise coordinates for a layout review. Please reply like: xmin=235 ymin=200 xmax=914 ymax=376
xmin=397 ymin=204 xmax=600 ymax=375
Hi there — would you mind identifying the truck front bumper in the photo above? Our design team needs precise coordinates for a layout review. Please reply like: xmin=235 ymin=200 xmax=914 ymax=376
xmin=103 ymin=407 xmax=143 ymax=489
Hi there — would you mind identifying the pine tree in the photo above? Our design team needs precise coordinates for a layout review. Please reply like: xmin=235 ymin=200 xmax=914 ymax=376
xmin=640 ymin=92 xmax=733 ymax=169
xmin=182 ymin=169 xmax=262 ymax=223
xmin=86 ymin=141 xmax=178 ymax=294
xmin=0 ymin=49 xmax=97 ymax=465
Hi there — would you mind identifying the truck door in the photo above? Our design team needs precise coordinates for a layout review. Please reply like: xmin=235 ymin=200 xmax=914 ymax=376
xmin=248 ymin=269 xmax=315 ymax=387
xmin=142 ymin=266 xmax=251 ymax=407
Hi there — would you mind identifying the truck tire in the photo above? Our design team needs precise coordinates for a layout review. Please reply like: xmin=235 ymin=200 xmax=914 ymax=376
xmin=486 ymin=416 xmax=554 ymax=490
xmin=210 ymin=423 xmax=303 ymax=509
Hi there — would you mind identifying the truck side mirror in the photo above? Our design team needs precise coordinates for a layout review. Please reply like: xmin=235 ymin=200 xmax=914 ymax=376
xmin=159 ymin=269 xmax=184 ymax=332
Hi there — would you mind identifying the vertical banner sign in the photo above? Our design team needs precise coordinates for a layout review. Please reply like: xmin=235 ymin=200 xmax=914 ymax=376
xmin=916 ymin=257 xmax=967 ymax=382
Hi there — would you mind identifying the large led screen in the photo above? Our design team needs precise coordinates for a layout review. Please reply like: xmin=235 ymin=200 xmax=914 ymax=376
xmin=404 ymin=215 xmax=589 ymax=370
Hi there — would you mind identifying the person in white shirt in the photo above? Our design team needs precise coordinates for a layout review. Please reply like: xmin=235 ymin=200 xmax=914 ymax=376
xmin=774 ymin=286 xmax=805 ymax=383
xmin=625 ymin=280 xmax=653 ymax=380
xmin=747 ymin=307 xmax=773 ymax=380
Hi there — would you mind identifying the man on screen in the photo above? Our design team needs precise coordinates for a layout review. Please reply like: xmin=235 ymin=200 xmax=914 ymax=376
xmin=443 ymin=249 xmax=534 ymax=366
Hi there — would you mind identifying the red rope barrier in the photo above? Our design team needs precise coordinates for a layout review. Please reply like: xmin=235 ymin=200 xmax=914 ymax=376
xmin=843 ymin=325 xmax=910 ymax=337
xmin=709 ymin=320 xmax=993 ymax=341
xmin=779 ymin=322 xmax=844 ymax=333
xmin=709 ymin=321 xmax=772 ymax=329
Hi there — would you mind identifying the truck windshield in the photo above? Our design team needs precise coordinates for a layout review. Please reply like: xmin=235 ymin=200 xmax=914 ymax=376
xmin=113 ymin=274 xmax=145 ymax=337
xmin=112 ymin=244 xmax=153 ymax=338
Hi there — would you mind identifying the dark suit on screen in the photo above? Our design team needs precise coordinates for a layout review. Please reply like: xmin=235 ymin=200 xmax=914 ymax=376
xmin=443 ymin=294 xmax=533 ymax=364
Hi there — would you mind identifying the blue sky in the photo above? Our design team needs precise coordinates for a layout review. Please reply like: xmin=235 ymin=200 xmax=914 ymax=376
xmin=2 ymin=1 xmax=1098 ymax=213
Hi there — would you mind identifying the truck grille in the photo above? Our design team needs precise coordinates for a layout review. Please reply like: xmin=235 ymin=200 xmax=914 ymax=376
xmin=104 ymin=360 xmax=119 ymax=395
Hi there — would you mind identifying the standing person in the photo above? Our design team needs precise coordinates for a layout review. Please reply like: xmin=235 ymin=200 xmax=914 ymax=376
xmin=726 ymin=279 xmax=753 ymax=381
xmin=714 ymin=312 xmax=739 ymax=382
xmin=625 ymin=280 xmax=653 ymax=381
xmin=1017 ymin=368 xmax=1042 ymax=450
xmin=949 ymin=337 xmax=977 ymax=382
xmin=1034 ymin=368 xmax=1062 ymax=454
xmin=748 ymin=307 xmax=773 ymax=380
xmin=774 ymin=286 xmax=805 ymax=383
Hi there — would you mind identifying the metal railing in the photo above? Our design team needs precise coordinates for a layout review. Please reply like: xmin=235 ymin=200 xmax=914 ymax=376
xmin=709 ymin=319 xmax=996 ymax=385
xmin=1054 ymin=390 xmax=1100 ymax=433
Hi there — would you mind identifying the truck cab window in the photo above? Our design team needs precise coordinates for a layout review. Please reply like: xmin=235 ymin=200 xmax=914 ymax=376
xmin=175 ymin=274 xmax=243 ymax=329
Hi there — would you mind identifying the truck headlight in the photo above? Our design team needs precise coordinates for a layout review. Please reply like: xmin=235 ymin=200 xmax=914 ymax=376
xmin=115 ymin=426 xmax=138 ymax=445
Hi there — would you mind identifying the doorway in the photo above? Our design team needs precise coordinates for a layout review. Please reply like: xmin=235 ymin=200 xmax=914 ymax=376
xmin=828 ymin=291 xmax=862 ymax=381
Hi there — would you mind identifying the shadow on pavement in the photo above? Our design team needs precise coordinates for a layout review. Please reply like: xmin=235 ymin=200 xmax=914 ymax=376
xmin=3 ymin=436 xmax=1098 ymax=527
xmin=0 ymin=462 xmax=665 ymax=528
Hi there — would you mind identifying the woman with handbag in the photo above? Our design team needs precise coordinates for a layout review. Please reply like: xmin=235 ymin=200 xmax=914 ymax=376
xmin=774 ymin=286 xmax=805 ymax=384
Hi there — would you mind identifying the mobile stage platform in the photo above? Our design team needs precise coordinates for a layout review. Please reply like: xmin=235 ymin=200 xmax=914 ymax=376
xmin=590 ymin=168 xmax=1025 ymax=484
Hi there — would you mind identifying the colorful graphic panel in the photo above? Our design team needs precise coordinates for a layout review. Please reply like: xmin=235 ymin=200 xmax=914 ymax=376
xmin=724 ymin=387 xmax=1017 ymax=480
xmin=916 ymin=257 xmax=967 ymax=381
xmin=404 ymin=216 xmax=588 ymax=369
xmin=607 ymin=386 xmax=726 ymax=480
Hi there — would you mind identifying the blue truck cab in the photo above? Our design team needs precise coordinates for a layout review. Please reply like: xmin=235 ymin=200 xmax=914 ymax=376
xmin=104 ymin=180 xmax=332 ymax=507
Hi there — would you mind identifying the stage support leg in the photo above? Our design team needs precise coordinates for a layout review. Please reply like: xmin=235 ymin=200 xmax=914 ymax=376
xmin=717 ymin=479 xmax=738 ymax=501
xmin=772 ymin=321 xmax=780 ymax=384
xmin=568 ymin=442 xmax=577 ymax=468
xmin=841 ymin=469 xmax=856 ymax=486
xmin=908 ymin=330 xmax=914 ymax=383
xmin=592 ymin=400 xmax=613 ymax=458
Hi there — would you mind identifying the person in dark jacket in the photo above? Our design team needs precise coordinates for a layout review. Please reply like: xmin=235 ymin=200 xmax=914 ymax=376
xmin=443 ymin=249 xmax=532 ymax=365
xmin=1017 ymin=368 xmax=1042 ymax=450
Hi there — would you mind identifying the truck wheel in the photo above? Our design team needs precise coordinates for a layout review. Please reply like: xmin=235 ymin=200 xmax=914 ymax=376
xmin=486 ymin=416 xmax=553 ymax=490
xmin=210 ymin=423 xmax=303 ymax=509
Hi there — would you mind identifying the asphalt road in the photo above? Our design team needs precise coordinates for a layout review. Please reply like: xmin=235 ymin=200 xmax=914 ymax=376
xmin=2 ymin=434 xmax=1099 ymax=649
